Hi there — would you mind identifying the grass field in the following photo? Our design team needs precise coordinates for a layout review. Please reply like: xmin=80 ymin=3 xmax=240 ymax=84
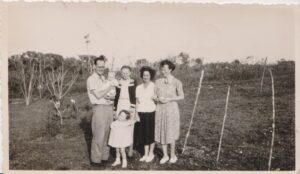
xmin=9 ymin=66 xmax=295 ymax=170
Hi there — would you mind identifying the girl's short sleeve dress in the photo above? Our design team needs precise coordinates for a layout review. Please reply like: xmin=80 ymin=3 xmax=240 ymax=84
xmin=154 ymin=77 xmax=184 ymax=144
xmin=108 ymin=120 xmax=135 ymax=148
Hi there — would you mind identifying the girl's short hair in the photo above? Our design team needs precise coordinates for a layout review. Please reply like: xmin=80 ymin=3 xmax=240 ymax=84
xmin=140 ymin=66 xmax=156 ymax=80
xmin=118 ymin=110 xmax=131 ymax=120
xmin=160 ymin=59 xmax=176 ymax=71
xmin=121 ymin=65 xmax=132 ymax=72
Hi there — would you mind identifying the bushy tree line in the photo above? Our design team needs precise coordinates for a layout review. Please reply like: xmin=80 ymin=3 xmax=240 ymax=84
xmin=9 ymin=51 xmax=294 ymax=104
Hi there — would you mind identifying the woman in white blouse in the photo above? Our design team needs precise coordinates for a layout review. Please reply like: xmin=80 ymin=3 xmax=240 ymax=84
xmin=135 ymin=66 xmax=157 ymax=163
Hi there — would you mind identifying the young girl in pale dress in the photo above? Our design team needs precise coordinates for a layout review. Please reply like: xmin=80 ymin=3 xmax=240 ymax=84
xmin=108 ymin=110 xmax=136 ymax=168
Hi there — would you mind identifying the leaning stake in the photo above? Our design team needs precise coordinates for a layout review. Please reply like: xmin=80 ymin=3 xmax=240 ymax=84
xmin=182 ymin=70 xmax=205 ymax=154
xmin=268 ymin=69 xmax=276 ymax=170
xmin=216 ymin=85 xmax=231 ymax=164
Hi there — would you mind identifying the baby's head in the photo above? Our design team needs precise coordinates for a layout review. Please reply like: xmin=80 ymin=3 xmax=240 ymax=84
xmin=107 ymin=71 xmax=116 ymax=81
xmin=118 ymin=110 xmax=131 ymax=121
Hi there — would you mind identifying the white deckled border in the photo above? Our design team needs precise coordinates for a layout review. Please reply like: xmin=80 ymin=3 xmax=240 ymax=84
xmin=0 ymin=0 xmax=300 ymax=4
xmin=0 ymin=3 xmax=8 ymax=173
xmin=0 ymin=1 xmax=299 ymax=174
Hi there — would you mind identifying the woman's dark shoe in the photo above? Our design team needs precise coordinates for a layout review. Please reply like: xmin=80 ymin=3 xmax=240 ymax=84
xmin=90 ymin=162 xmax=102 ymax=167
xmin=101 ymin=160 xmax=109 ymax=165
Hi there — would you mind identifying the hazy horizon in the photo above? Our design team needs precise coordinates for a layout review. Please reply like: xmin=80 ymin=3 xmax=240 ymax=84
xmin=7 ymin=2 xmax=296 ymax=67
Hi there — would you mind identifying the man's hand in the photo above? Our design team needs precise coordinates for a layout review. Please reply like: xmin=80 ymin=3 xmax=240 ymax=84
xmin=110 ymin=80 xmax=119 ymax=87
xmin=104 ymin=95 xmax=115 ymax=101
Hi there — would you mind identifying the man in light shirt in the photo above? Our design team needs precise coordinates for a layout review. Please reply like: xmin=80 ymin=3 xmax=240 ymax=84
xmin=87 ymin=55 xmax=117 ymax=165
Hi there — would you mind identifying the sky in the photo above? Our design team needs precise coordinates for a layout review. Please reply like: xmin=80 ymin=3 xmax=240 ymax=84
xmin=7 ymin=2 xmax=296 ymax=67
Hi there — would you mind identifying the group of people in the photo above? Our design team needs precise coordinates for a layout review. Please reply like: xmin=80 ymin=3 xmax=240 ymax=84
xmin=87 ymin=55 xmax=184 ymax=168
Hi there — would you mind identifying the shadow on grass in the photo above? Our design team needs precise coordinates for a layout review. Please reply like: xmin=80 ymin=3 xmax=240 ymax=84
xmin=79 ymin=114 xmax=117 ymax=165
xmin=78 ymin=114 xmax=163 ymax=163
xmin=79 ymin=116 xmax=93 ymax=161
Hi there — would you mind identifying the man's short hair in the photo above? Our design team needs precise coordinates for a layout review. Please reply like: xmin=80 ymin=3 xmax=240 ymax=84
xmin=94 ymin=55 xmax=106 ymax=65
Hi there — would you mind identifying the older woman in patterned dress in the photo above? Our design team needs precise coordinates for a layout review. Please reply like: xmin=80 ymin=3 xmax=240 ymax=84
xmin=154 ymin=60 xmax=184 ymax=164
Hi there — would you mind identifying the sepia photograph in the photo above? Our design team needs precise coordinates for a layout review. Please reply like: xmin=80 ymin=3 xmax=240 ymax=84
xmin=1 ymin=1 xmax=298 ymax=172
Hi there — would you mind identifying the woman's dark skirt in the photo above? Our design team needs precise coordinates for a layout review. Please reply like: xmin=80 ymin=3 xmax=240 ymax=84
xmin=134 ymin=111 xmax=155 ymax=146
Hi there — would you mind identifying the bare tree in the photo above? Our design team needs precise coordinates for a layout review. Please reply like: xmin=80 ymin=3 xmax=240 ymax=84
xmin=43 ymin=59 xmax=79 ymax=126
xmin=135 ymin=58 xmax=149 ymax=67
xmin=13 ymin=54 xmax=38 ymax=106
xmin=79 ymin=55 xmax=97 ymax=77
xmin=37 ymin=56 xmax=46 ymax=99
xmin=179 ymin=52 xmax=190 ymax=67
xmin=45 ymin=64 xmax=78 ymax=100
xmin=179 ymin=52 xmax=189 ymax=63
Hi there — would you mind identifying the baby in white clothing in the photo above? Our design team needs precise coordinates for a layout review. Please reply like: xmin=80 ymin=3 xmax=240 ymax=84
xmin=105 ymin=71 xmax=118 ymax=104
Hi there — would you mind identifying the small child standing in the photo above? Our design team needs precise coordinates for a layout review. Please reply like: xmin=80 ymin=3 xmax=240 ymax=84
xmin=108 ymin=110 xmax=136 ymax=168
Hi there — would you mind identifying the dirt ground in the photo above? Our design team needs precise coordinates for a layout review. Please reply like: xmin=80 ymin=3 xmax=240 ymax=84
xmin=9 ymin=71 xmax=295 ymax=170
